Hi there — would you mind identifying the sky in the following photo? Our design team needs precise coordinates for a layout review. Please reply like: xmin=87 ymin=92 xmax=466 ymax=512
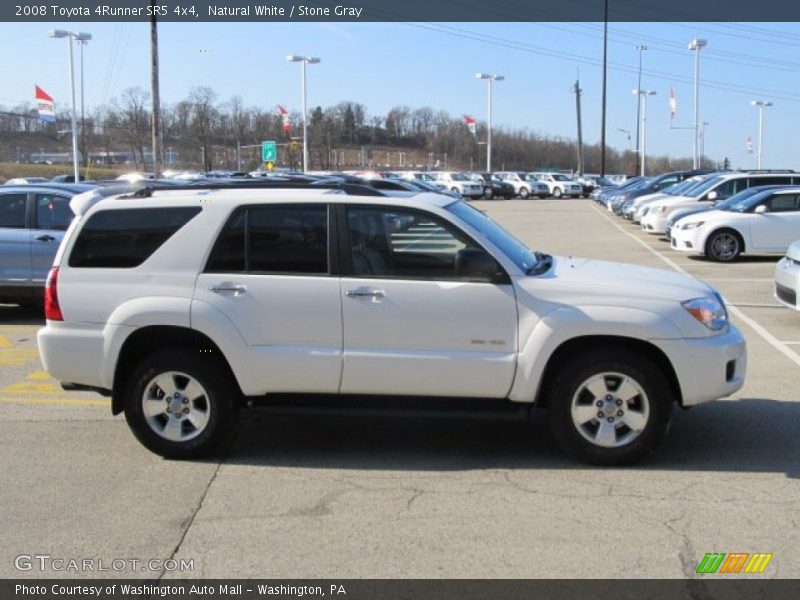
xmin=1 ymin=20 xmax=799 ymax=170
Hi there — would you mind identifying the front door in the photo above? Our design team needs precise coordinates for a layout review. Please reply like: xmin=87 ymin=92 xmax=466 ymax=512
xmin=750 ymin=193 xmax=800 ymax=251
xmin=0 ymin=192 xmax=31 ymax=291
xmin=339 ymin=205 xmax=518 ymax=398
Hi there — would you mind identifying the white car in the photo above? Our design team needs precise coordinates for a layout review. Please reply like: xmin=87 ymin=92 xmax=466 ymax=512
xmin=495 ymin=172 xmax=549 ymax=199
xmin=631 ymin=176 xmax=709 ymax=224
xmin=641 ymin=171 xmax=800 ymax=235
xmin=530 ymin=172 xmax=584 ymax=198
xmin=431 ymin=172 xmax=484 ymax=199
xmin=775 ymin=241 xmax=800 ymax=310
xmin=671 ymin=187 xmax=800 ymax=261
xmin=38 ymin=184 xmax=745 ymax=465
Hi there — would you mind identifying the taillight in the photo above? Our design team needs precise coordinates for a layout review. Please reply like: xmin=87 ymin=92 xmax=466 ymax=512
xmin=44 ymin=267 xmax=63 ymax=321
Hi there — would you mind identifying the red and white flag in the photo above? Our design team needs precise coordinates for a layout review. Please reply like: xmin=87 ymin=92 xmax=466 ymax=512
xmin=278 ymin=105 xmax=291 ymax=134
xmin=669 ymin=88 xmax=676 ymax=120
xmin=463 ymin=114 xmax=476 ymax=139
xmin=746 ymin=136 xmax=754 ymax=153
xmin=35 ymin=85 xmax=55 ymax=123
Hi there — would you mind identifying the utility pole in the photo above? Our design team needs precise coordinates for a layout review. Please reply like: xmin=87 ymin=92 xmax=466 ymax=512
xmin=573 ymin=77 xmax=584 ymax=176
xmin=634 ymin=45 xmax=647 ymax=175
xmin=150 ymin=3 xmax=163 ymax=178
xmin=600 ymin=0 xmax=608 ymax=176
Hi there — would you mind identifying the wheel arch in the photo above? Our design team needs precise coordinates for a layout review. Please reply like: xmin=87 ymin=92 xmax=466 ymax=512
xmin=111 ymin=326 xmax=242 ymax=415
xmin=534 ymin=335 xmax=683 ymax=409
xmin=704 ymin=226 xmax=746 ymax=256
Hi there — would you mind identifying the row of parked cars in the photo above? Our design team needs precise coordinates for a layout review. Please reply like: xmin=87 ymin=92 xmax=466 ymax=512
xmin=594 ymin=168 xmax=800 ymax=312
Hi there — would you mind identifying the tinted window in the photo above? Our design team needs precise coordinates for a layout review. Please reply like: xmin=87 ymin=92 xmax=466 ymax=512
xmin=749 ymin=176 xmax=791 ymax=187
xmin=35 ymin=194 xmax=73 ymax=231
xmin=347 ymin=206 xmax=481 ymax=279
xmin=69 ymin=207 xmax=201 ymax=268
xmin=0 ymin=193 xmax=26 ymax=228
xmin=766 ymin=194 xmax=800 ymax=213
xmin=205 ymin=205 xmax=328 ymax=275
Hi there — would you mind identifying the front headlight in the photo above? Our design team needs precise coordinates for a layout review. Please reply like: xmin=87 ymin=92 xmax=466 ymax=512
xmin=681 ymin=296 xmax=728 ymax=331
xmin=680 ymin=221 xmax=705 ymax=230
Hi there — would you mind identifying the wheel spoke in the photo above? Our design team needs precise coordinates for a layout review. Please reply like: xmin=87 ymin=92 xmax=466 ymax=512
xmin=162 ymin=417 xmax=183 ymax=441
xmin=594 ymin=420 xmax=618 ymax=448
xmin=187 ymin=409 xmax=209 ymax=432
xmin=143 ymin=398 xmax=167 ymax=417
xmin=585 ymin=377 xmax=609 ymax=400
xmin=182 ymin=379 xmax=205 ymax=402
xmin=616 ymin=378 xmax=641 ymax=404
xmin=623 ymin=410 xmax=648 ymax=433
xmin=152 ymin=373 xmax=178 ymax=398
xmin=572 ymin=403 xmax=600 ymax=425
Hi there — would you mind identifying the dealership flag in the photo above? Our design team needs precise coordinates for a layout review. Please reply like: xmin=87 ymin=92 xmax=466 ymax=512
xmin=278 ymin=105 xmax=292 ymax=134
xmin=669 ymin=88 xmax=676 ymax=120
xmin=35 ymin=85 xmax=55 ymax=123
xmin=463 ymin=114 xmax=477 ymax=138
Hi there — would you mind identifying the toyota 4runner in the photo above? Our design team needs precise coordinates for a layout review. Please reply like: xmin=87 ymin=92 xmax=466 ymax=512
xmin=38 ymin=184 xmax=747 ymax=465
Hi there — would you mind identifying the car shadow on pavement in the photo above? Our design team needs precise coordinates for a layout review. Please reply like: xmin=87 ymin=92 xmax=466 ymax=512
xmin=223 ymin=398 xmax=799 ymax=478
xmin=685 ymin=255 xmax=780 ymax=264
xmin=0 ymin=305 xmax=45 ymax=326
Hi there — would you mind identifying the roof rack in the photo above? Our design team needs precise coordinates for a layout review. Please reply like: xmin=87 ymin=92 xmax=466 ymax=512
xmin=743 ymin=169 xmax=796 ymax=174
xmin=123 ymin=180 xmax=387 ymax=198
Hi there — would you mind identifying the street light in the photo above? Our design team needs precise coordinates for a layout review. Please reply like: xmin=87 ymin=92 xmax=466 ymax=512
xmin=48 ymin=29 xmax=91 ymax=182
xmin=634 ymin=45 xmax=648 ymax=172
xmin=287 ymin=54 xmax=320 ymax=172
xmin=632 ymin=89 xmax=657 ymax=176
xmin=688 ymin=38 xmax=707 ymax=169
xmin=476 ymin=73 xmax=504 ymax=172
xmin=750 ymin=100 xmax=773 ymax=169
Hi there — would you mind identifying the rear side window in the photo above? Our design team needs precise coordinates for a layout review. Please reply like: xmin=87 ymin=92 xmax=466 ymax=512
xmin=206 ymin=204 xmax=328 ymax=275
xmin=36 ymin=194 xmax=73 ymax=231
xmin=69 ymin=207 xmax=201 ymax=268
xmin=0 ymin=193 xmax=27 ymax=228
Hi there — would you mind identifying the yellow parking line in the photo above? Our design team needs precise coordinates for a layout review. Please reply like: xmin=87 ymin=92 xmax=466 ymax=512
xmin=0 ymin=396 xmax=110 ymax=407
xmin=0 ymin=349 xmax=39 ymax=367
xmin=0 ymin=334 xmax=11 ymax=348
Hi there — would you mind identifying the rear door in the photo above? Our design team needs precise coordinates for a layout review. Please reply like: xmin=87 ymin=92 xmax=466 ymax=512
xmin=338 ymin=204 xmax=518 ymax=398
xmin=0 ymin=192 xmax=31 ymax=288
xmin=30 ymin=192 xmax=74 ymax=285
xmin=194 ymin=203 xmax=343 ymax=394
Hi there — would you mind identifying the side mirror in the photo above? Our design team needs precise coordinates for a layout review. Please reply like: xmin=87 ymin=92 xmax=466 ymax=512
xmin=707 ymin=191 xmax=719 ymax=201
xmin=455 ymin=248 xmax=503 ymax=283
xmin=755 ymin=205 xmax=768 ymax=214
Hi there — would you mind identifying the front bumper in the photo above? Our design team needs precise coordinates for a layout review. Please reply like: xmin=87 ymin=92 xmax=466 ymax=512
xmin=654 ymin=325 xmax=747 ymax=406
xmin=670 ymin=227 xmax=705 ymax=254
xmin=774 ymin=256 xmax=800 ymax=310
xmin=641 ymin=212 xmax=668 ymax=234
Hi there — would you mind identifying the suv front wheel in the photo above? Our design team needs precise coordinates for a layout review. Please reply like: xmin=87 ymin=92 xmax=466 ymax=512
xmin=124 ymin=348 xmax=240 ymax=459
xmin=546 ymin=349 xmax=672 ymax=465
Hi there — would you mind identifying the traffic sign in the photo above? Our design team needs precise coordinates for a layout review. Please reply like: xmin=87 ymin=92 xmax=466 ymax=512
xmin=261 ymin=141 xmax=277 ymax=162
xmin=265 ymin=161 xmax=274 ymax=171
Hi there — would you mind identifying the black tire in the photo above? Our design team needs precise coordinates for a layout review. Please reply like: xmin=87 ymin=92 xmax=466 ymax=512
xmin=519 ymin=187 xmax=530 ymax=199
xmin=124 ymin=347 xmax=240 ymax=459
xmin=451 ymin=187 xmax=460 ymax=194
xmin=484 ymin=188 xmax=494 ymax=200
xmin=546 ymin=348 xmax=673 ymax=466
xmin=552 ymin=187 xmax=563 ymax=199
xmin=705 ymin=229 xmax=743 ymax=262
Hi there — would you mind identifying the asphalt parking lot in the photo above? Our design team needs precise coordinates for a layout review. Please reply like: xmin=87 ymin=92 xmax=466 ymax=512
xmin=1 ymin=198 xmax=797 ymax=580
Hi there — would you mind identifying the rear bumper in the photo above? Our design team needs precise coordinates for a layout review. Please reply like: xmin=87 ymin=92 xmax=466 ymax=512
xmin=37 ymin=323 xmax=111 ymax=389
xmin=653 ymin=325 xmax=747 ymax=406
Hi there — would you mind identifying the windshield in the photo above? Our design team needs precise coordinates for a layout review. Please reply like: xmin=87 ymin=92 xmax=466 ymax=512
xmin=687 ymin=175 xmax=725 ymax=198
xmin=446 ymin=201 xmax=541 ymax=274
xmin=720 ymin=188 xmax=774 ymax=212
xmin=450 ymin=173 xmax=468 ymax=181
xmin=663 ymin=179 xmax=696 ymax=196
xmin=551 ymin=173 xmax=571 ymax=181
xmin=595 ymin=177 xmax=615 ymax=186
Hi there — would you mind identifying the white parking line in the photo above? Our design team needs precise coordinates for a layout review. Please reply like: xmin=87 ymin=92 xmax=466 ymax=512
xmin=591 ymin=203 xmax=800 ymax=368
xmin=703 ymin=278 xmax=775 ymax=282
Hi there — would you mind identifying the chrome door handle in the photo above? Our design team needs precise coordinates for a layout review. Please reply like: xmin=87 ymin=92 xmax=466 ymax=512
xmin=209 ymin=284 xmax=247 ymax=295
xmin=346 ymin=288 xmax=385 ymax=299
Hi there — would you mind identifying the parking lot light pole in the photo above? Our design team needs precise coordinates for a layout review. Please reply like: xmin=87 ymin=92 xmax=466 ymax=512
xmin=633 ymin=89 xmax=656 ymax=177
xmin=49 ymin=29 xmax=91 ymax=182
xmin=476 ymin=73 xmax=504 ymax=172
xmin=287 ymin=55 xmax=320 ymax=173
xmin=751 ymin=100 xmax=773 ymax=169
xmin=688 ymin=39 xmax=707 ymax=170
xmin=634 ymin=45 xmax=647 ymax=172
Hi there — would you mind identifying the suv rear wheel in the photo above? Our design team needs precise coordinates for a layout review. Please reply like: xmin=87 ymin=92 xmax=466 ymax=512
xmin=546 ymin=349 xmax=672 ymax=465
xmin=124 ymin=348 xmax=240 ymax=459
xmin=519 ymin=187 xmax=530 ymax=199
xmin=552 ymin=187 xmax=563 ymax=199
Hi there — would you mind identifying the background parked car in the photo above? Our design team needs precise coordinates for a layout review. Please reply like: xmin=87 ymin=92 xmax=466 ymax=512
xmin=530 ymin=172 xmax=583 ymax=198
xmin=477 ymin=173 xmax=516 ymax=199
xmin=775 ymin=240 xmax=800 ymax=310
xmin=0 ymin=183 xmax=94 ymax=306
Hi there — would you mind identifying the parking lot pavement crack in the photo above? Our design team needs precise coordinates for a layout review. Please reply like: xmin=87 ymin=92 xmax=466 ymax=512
xmin=403 ymin=488 xmax=425 ymax=513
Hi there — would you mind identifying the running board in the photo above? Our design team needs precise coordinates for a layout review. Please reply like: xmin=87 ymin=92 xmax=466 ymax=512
xmin=246 ymin=394 xmax=532 ymax=420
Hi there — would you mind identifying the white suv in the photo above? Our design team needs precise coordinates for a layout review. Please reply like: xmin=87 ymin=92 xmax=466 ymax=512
xmin=38 ymin=185 xmax=746 ymax=465
xmin=530 ymin=172 xmax=584 ymax=198
xmin=430 ymin=172 xmax=484 ymax=199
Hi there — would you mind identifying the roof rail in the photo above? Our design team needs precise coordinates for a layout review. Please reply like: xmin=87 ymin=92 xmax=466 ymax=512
xmin=744 ymin=169 xmax=796 ymax=174
xmin=123 ymin=180 xmax=386 ymax=198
